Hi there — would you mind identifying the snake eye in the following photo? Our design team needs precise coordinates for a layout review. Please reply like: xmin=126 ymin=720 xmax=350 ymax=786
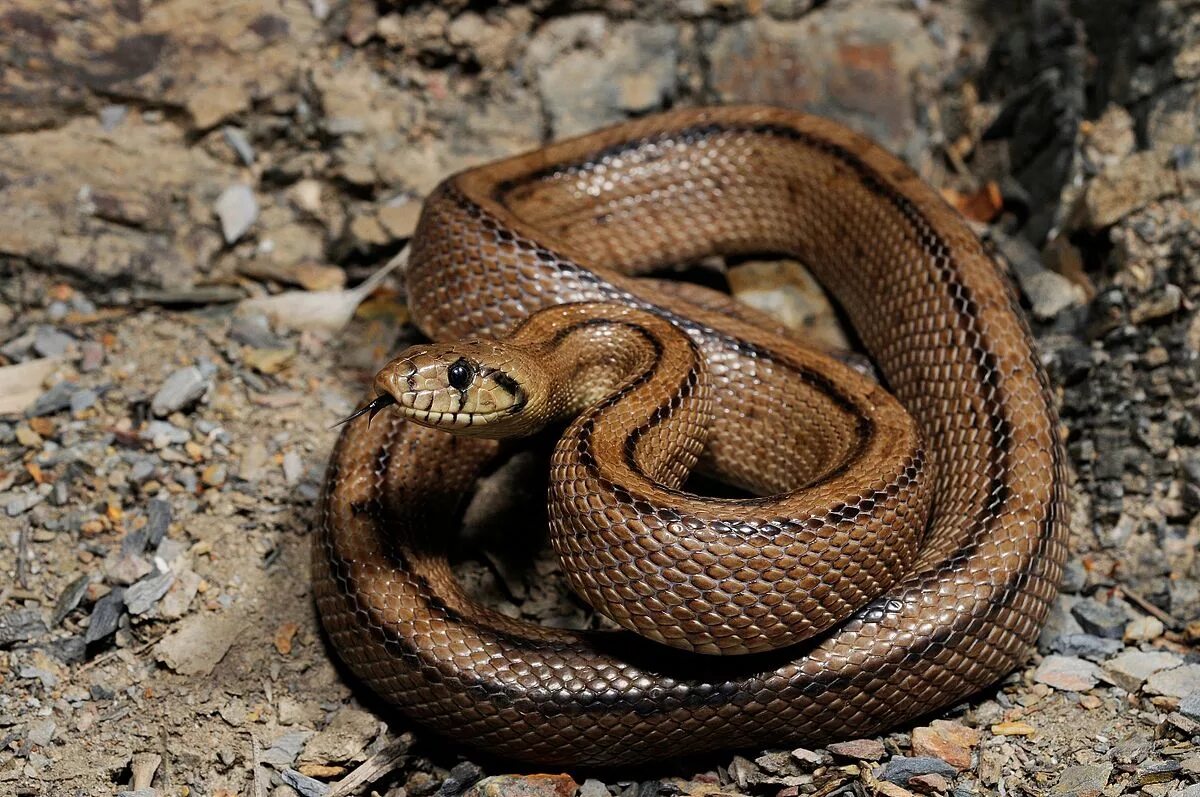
xmin=447 ymin=358 xmax=474 ymax=390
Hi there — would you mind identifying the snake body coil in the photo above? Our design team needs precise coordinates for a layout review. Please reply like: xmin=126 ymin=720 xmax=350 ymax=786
xmin=315 ymin=106 xmax=1068 ymax=766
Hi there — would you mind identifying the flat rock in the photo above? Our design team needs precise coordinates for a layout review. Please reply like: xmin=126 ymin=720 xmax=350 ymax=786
xmin=1048 ymin=633 xmax=1123 ymax=662
xmin=1052 ymin=763 xmax=1113 ymax=797
xmin=464 ymin=774 xmax=580 ymax=797
xmin=151 ymin=366 xmax=210 ymax=417
xmin=827 ymin=738 xmax=886 ymax=761
xmin=1071 ymin=600 xmax=1128 ymax=639
xmin=1102 ymin=650 xmax=1184 ymax=692
xmin=1178 ymin=691 xmax=1200 ymax=721
xmin=911 ymin=721 xmax=981 ymax=771
xmin=1145 ymin=664 xmax=1200 ymax=698
xmin=299 ymin=707 xmax=379 ymax=765
xmin=880 ymin=757 xmax=958 ymax=786
xmin=215 ymin=184 xmax=259 ymax=243
xmin=1035 ymin=655 xmax=1103 ymax=692
xmin=155 ymin=612 xmax=239 ymax=676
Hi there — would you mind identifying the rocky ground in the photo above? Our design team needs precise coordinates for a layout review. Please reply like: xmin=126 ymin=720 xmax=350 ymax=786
xmin=1 ymin=0 xmax=1199 ymax=795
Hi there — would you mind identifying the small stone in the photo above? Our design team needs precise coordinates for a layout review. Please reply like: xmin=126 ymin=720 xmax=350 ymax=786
xmin=1178 ymin=691 xmax=1200 ymax=721
xmin=1051 ymin=763 xmax=1112 ymax=797
xmin=261 ymin=731 xmax=315 ymax=767
xmin=1109 ymin=735 xmax=1151 ymax=767
xmin=215 ymin=184 xmax=259 ymax=243
xmin=201 ymin=464 xmax=227 ymax=488
xmin=827 ymin=738 xmax=886 ymax=761
xmin=1048 ymin=633 xmax=1123 ymax=661
xmin=578 ymin=780 xmax=607 ymax=797
xmin=1145 ymin=664 xmax=1200 ymax=698
xmin=1102 ymin=650 xmax=1184 ymax=692
xmin=239 ymin=442 xmax=269 ymax=482
xmin=26 ymin=718 xmax=57 ymax=746
xmin=33 ymin=326 xmax=76 ymax=358
xmin=881 ymin=757 xmax=958 ymax=786
xmin=6 ymin=491 xmax=45 ymax=516
xmin=155 ymin=613 xmax=237 ymax=675
xmin=299 ymin=707 xmax=379 ymax=765
xmin=130 ymin=752 xmax=162 ymax=791
xmin=243 ymin=347 xmax=295 ymax=375
xmin=0 ymin=608 xmax=47 ymax=647
xmin=83 ymin=588 xmax=126 ymax=645
xmin=27 ymin=381 xmax=76 ymax=416
xmin=52 ymin=575 xmax=91 ymax=626
xmin=222 ymin=126 xmax=255 ymax=166
xmin=1123 ymin=616 xmax=1165 ymax=643
xmin=441 ymin=761 xmax=486 ymax=796
xmin=464 ymin=775 xmax=579 ymax=797
xmin=14 ymin=424 xmax=42 ymax=447
xmin=99 ymin=104 xmax=128 ymax=130
xmin=1136 ymin=760 xmax=1181 ymax=785
xmin=1034 ymin=655 xmax=1102 ymax=692
xmin=911 ymin=720 xmax=981 ymax=771
xmin=80 ymin=340 xmax=105 ymax=372
xmin=69 ymin=388 xmax=98 ymax=415
xmin=1071 ymin=600 xmax=1128 ymax=639
xmin=282 ymin=450 xmax=304 ymax=486
xmin=281 ymin=769 xmax=330 ymax=797
xmin=124 ymin=571 xmax=176 ymax=615
xmin=790 ymin=747 xmax=831 ymax=767
xmin=152 ymin=366 xmax=210 ymax=417
xmin=908 ymin=773 xmax=950 ymax=795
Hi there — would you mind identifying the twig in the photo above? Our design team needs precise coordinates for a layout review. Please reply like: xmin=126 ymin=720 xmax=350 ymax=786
xmin=1117 ymin=585 xmax=1181 ymax=630
xmin=327 ymin=733 xmax=414 ymax=797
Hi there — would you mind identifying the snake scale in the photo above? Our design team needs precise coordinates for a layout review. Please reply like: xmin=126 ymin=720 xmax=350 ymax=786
xmin=314 ymin=106 xmax=1068 ymax=766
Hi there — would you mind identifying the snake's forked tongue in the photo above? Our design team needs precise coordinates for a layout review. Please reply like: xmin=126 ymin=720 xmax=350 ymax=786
xmin=332 ymin=393 xmax=397 ymax=428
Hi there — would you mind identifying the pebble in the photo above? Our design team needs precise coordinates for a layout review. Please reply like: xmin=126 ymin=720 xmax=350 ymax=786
xmin=1102 ymin=650 xmax=1184 ymax=691
xmin=0 ymin=608 xmax=48 ymax=647
xmin=282 ymin=450 xmax=304 ymax=486
xmin=298 ymin=706 xmax=379 ymax=765
xmin=83 ymin=587 xmax=126 ymax=645
xmin=1034 ymin=655 xmax=1103 ymax=692
xmin=464 ymin=775 xmax=579 ymax=797
xmin=201 ymin=463 xmax=227 ymax=488
xmin=1071 ymin=600 xmax=1128 ymax=639
xmin=124 ymin=571 xmax=176 ymax=615
xmin=281 ymin=768 xmax=330 ymax=797
xmin=261 ymin=730 xmax=315 ymax=767
xmin=27 ymin=381 xmax=76 ymax=416
xmin=51 ymin=574 xmax=90 ymax=626
xmin=908 ymin=773 xmax=950 ymax=794
xmin=1051 ymin=762 xmax=1112 ymax=797
xmin=1178 ymin=691 xmax=1200 ymax=721
xmin=827 ymin=738 xmax=886 ymax=761
xmin=155 ymin=612 xmax=237 ymax=676
xmin=80 ymin=340 xmax=105 ymax=372
xmin=1144 ymin=663 xmax=1200 ymax=698
xmin=26 ymin=718 xmax=57 ymax=746
xmin=1109 ymin=735 xmax=1151 ymax=767
xmin=33 ymin=326 xmax=76 ymax=358
xmin=441 ymin=761 xmax=486 ymax=796
xmin=69 ymin=387 xmax=98 ymax=415
xmin=911 ymin=721 xmax=980 ymax=771
xmin=1123 ymin=616 xmax=1165 ymax=644
xmin=578 ymin=780 xmax=608 ymax=797
xmin=1136 ymin=760 xmax=1181 ymax=785
xmin=99 ymin=104 xmax=128 ymax=130
xmin=880 ymin=757 xmax=958 ymax=786
xmin=215 ymin=184 xmax=259 ymax=243
xmin=151 ymin=366 xmax=210 ymax=417
xmin=1048 ymin=633 xmax=1123 ymax=661
xmin=222 ymin=126 xmax=256 ymax=165
xmin=142 ymin=420 xmax=190 ymax=447
xmin=6 ymin=490 xmax=46 ymax=516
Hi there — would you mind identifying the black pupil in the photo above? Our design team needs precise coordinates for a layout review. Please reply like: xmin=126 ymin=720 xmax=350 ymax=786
xmin=447 ymin=360 xmax=472 ymax=390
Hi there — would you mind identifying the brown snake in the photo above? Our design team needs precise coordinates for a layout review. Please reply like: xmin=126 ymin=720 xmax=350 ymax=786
xmin=314 ymin=106 xmax=1068 ymax=766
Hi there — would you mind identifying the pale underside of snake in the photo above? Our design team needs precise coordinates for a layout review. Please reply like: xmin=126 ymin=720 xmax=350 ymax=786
xmin=314 ymin=105 xmax=1068 ymax=767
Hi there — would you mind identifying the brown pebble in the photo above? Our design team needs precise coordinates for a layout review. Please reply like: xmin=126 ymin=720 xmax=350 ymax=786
xmin=274 ymin=622 xmax=300 ymax=655
xmin=911 ymin=720 xmax=980 ymax=771
xmin=991 ymin=721 xmax=1035 ymax=736
xmin=908 ymin=773 xmax=950 ymax=794
xmin=827 ymin=738 xmax=886 ymax=761
xmin=465 ymin=774 xmax=580 ymax=797
xmin=298 ymin=763 xmax=345 ymax=778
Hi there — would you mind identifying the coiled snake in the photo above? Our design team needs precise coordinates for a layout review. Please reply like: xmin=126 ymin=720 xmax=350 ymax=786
xmin=315 ymin=106 xmax=1068 ymax=766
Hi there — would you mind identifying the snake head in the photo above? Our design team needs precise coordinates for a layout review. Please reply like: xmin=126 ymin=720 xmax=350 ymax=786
xmin=371 ymin=340 xmax=552 ymax=437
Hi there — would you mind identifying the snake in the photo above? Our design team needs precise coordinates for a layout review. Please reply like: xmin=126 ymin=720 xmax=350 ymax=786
xmin=314 ymin=105 xmax=1068 ymax=767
